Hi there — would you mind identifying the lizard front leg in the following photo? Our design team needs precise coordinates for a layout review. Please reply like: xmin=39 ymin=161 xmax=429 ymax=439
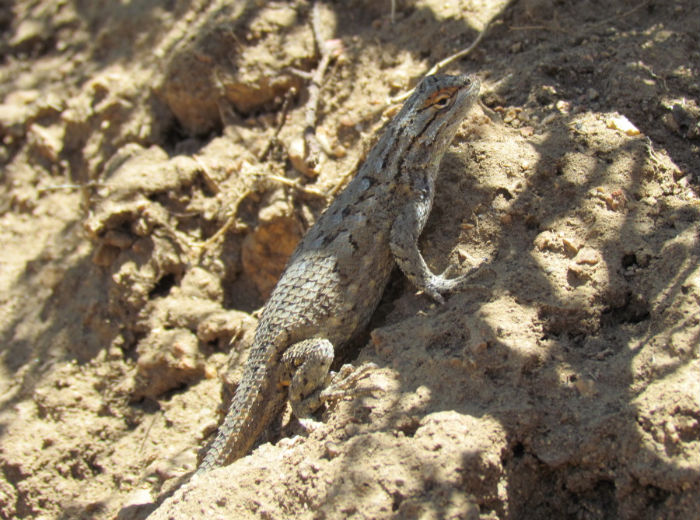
xmin=390 ymin=191 xmax=482 ymax=303
xmin=281 ymin=338 xmax=376 ymax=418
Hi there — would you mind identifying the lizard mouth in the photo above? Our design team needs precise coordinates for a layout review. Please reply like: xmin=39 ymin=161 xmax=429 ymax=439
xmin=454 ymin=74 xmax=481 ymax=114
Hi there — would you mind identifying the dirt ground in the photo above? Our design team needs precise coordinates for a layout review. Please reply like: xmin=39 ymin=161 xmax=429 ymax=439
xmin=0 ymin=0 xmax=698 ymax=519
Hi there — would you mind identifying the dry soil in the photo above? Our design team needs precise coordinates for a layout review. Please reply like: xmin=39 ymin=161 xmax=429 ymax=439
xmin=0 ymin=1 xmax=698 ymax=519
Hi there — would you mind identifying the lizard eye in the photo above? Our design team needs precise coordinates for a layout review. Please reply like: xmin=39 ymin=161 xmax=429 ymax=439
xmin=432 ymin=94 xmax=452 ymax=109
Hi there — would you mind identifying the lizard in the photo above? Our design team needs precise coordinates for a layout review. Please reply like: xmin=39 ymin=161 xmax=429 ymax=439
xmin=196 ymin=73 xmax=482 ymax=474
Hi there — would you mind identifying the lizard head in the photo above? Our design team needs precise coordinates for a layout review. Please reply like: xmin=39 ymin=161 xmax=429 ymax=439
xmin=398 ymin=73 xmax=480 ymax=170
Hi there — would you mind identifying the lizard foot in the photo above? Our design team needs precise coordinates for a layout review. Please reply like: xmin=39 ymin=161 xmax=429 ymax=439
xmin=282 ymin=340 xmax=380 ymax=417
xmin=423 ymin=259 xmax=488 ymax=303
xmin=319 ymin=362 xmax=380 ymax=404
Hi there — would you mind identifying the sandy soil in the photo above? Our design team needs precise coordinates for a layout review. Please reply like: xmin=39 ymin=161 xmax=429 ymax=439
xmin=0 ymin=1 xmax=698 ymax=519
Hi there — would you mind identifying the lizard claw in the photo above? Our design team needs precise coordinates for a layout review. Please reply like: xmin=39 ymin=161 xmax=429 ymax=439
xmin=320 ymin=362 xmax=380 ymax=403
xmin=423 ymin=258 xmax=488 ymax=303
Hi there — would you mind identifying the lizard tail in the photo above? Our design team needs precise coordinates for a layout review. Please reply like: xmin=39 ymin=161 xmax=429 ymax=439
xmin=195 ymin=358 xmax=284 ymax=474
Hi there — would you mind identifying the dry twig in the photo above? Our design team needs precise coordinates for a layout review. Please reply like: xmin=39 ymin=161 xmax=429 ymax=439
xmin=266 ymin=174 xmax=326 ymax=197
xmin=301 ymin=2 xmax=342 ymax=173
xmin=389 ymin=18 xmax=495 ymax=104
xmin=258 ymin=86 xmax=297 ymax=161
xmin=195 ymin=188 xmax=251 ymax=254
xmin=37 ymin=181 xmax=105 ymax=192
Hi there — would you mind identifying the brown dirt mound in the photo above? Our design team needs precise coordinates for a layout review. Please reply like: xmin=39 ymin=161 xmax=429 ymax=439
xmin=0 ymin=1 xmax=697 ymax=519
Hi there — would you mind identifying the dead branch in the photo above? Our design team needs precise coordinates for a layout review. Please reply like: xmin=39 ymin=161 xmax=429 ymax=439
xmin=301 ymin=2 xmax=342 ymax=174
xmin=389 ymin=18 xmax=497 ymax=104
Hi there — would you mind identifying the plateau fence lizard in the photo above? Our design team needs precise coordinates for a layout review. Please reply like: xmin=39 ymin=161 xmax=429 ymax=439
xmin=197 ymin=73 xmax=482 ymax=473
